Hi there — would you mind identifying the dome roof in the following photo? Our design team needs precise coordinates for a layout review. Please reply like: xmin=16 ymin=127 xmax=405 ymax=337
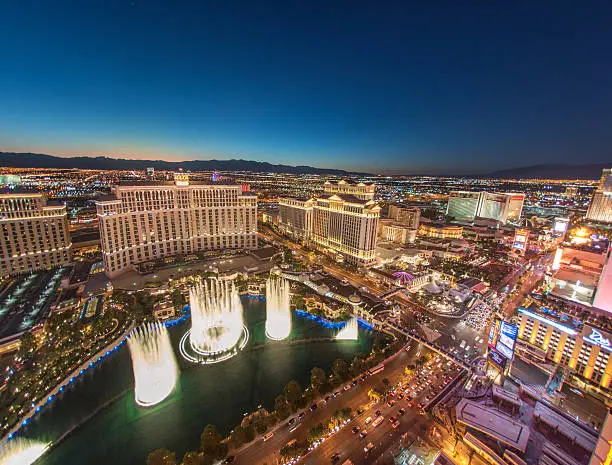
xmin=423 ymin=281 xmax=442 ymax=294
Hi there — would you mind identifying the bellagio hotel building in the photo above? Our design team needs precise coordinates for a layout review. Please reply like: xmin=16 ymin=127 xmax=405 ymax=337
xmin=96 ymin=174 xmax=257 ymax=278
xmin=0 ymin=193 xmax=72 ymax=276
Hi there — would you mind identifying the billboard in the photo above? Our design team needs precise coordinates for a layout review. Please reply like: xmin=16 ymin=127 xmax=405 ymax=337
xmin=488 ymin=347 xmax=507 ymax=372
xmin=554 ymin=217 xmax=569 ymax=234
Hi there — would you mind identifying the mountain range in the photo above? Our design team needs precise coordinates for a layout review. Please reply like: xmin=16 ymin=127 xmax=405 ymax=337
xmin=0 ymin=152 xmax=609 ymax=179
xmin=0 ymin=152 xmax=359 ymax=176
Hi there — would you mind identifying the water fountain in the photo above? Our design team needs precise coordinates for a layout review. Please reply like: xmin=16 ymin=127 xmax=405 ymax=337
xmin=265 ymin=277 xmax=291 ymax=341
xmin=179 ymin=278 xmax=249 ymax=364
xmin=335 ymin=317 xmax=358 ymax=340
xmin=128 ymin=321 xmax=179 ymax=407
xmin=0 ymin=437 xmax=49 ymax=465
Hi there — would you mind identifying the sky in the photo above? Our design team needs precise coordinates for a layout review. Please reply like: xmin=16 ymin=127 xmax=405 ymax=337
xmin=0 ymin=1 xmax=611 ymax=174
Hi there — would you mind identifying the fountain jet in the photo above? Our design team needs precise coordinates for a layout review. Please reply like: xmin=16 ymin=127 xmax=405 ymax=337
xmin=189 ymin=279 xmax=245 ymax=355
xmin=0 ymin=438 xmax=49 ymax=465
xmin=265 ymin=277 xmax=291 ymax=341
xmin=128 ymin=321 xmax=178 ymax=407
xmin=335 ymin=317 xmax=358 ymax=340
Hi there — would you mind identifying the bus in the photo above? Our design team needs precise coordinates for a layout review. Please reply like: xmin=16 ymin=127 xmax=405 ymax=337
xmin=368 ymin=364 xmax=384 ymax=376
xmin=371 ymin=416 xmax=384 ymax=428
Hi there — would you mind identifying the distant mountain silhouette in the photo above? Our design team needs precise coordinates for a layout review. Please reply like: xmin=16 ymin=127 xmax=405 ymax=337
xmin=0 ymin=152 xmax=364 ymax=175
xmin=482 ymin=163 xmax=610 ymax=180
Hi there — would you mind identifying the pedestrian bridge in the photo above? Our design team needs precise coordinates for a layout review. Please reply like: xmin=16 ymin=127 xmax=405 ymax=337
xmin=384 ymin=321 xmax=471 ymax=370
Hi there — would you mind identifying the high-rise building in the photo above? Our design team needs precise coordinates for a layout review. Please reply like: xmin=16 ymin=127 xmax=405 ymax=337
xmin=446 ymin=191 xmax=482 ymax=221
xmin=586 ymin=169 xmax=612 ymax=224
xmin=446 ymin=191 xmax=524 ymax=224
xmin=322 ymin=180 xmax=375 ymax=201
xmin=96 ymin=174 xmax=257 ymax=278
xmin=277 ymin=198 xmax=314 ymax=241
xmin=388 ymin=205 xmax=420 ymax=228
xmin=593 ymin=247 xmax=612 ymax=313
xmin=0 ymin=193 xmax=72 ymax=276
xmin=277 ymin=181 xmax=380 ymax=265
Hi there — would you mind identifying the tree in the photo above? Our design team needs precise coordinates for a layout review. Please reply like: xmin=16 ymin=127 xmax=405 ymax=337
xmin=310 ymin=367 xmax=326 ymax=393
xmin=274 ymin=394 xmax=290 ymax=420
xmin=182 ymin=451 xmax=205 ymax=465
xmin=332 ymin=359 xmax=348 ymax=384
xmin=147 ymin=449 xmax=177 ymax=465
xmin=18 ymin=331 xmax=36 ymax=359
xmin=171 ymin=289 xmax=187 ymax=311
xmin=230 ymin=425 xmax=249 ymax=447
xmin=284 ymin=380 xmax=302 ymax=410
xmin=200 ymin=424 xmax=226 ymax=459
xmin=350 ymin=355 xmax=366 ymax=377
xmin=367 ymin=388 xmax=381 ymax=403
xmin=404 ymin=366 xmax=415 ymax=378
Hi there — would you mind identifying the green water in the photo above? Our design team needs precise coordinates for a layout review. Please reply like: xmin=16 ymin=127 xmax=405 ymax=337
xmin=23 ymin=297 xmax=374 ymax=465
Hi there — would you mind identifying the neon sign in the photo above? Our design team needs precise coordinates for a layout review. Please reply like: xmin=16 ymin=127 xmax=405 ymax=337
xmin=585 ymin=328 xmax=612 ymax=351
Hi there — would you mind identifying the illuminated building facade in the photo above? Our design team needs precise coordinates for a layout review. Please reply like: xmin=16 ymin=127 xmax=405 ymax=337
xmin=594 ymin=248 xmax=612 ymax=313
xmin=323 ymin=180 xmax=375 ymax=201
xmin=387 ymin=205 xmax=420 ymax=228
xmin=379 ymin=221 xmax=417 ymax=245
xmin=446 ymin=191 xmax=525 ymax=224
xmin=277 ymin=197 xmax=314 ymax=241
xmin=446 ymin=191 xmax=482 ymax=221
xmin=418 ymin=222 xmax=463 ymax=239
xmin=516 ymin=308 xmax=612 ymax=396
xmin=512 ymin=228 xmax=529 ymax=255
xmin=587 ymin=169 xmax=612 ymax=224
xmin=0 ymin=193 xmax=72 ymax=275
xmin=96 ymin=174 xmax=257 ymax=278
xmin=278 ymin=181 xmax=380 ymax=265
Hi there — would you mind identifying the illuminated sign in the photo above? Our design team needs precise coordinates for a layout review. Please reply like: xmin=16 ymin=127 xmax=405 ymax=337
xmin=496 ymin=341 xmax=514 ymax=359
xmin=500 ymin=322 xmax=518 ymax=340
xmin=584 ymin=328 xmax=612 ymax=351
xmin=498 ymin=332 xmax=515 ymax=351
xmin=488 ymin=347 xmax=507 ymax=372
xmin=554 ymin=217 xmax=569 ymax=233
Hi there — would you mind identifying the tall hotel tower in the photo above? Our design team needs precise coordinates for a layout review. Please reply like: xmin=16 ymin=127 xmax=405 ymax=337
xmin=278 ymin=180 xmax=380 ymax=265
xmin=586 ymin=168 xmax=612 ymax=224
xmin=0 ymin=193 xmax=72 ymax=276
xmin=96 ymin=173 xmax=258 ymax=278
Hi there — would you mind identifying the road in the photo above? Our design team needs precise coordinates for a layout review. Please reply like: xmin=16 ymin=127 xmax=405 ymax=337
xmin=233 ymin=341 xmax=421 ymax=464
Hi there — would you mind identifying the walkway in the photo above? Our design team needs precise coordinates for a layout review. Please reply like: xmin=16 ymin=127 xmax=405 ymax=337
xmin=384 ymin=320 xmax=471 ymax=370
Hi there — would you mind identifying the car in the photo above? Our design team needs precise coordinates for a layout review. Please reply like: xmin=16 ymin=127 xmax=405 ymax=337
xmin=263 ymin=432 xmax=274 ymax=442
xmin=343 ymin=385 xmax=351 ymax=391
xmin=298 ymin=412 xmax=305 ymax=419
xmin=287 ymin=418 xmax=295 ymax=426
xmin=398 ymin=408 xmax=406 ymax=415
xmin=387 ymin=400 xmax=396 ymax=407
xmin=359 ymin=430 xmax=368 ymax=439
xmin=352 ymin=380 xmax=358 ymax=386
xmin=392 ymin=420 xmax=400 ymax=429
xmin=223 ymin=456 xmax=235 ymax=464
xmin=417 ymin=402 xmax=424 ymax=409
xmin=374 ymin=410 xmax=382 ymax=418
xmin=331 ymin=452 xmax=341 ymax=463
xmin=364 ymin=416 xmax=372 ymax=424
xmin=389 ymin=415 xmax=397 ymax=423
xmin=397 ymin=393 xmax=404 ymax=400
xmin=357 ymin=409 xmax=364 ymax=415
xmin=352 ymin=426 xmax=360 ymax=434
xmin=333 ymin=391 xmax=340 ymax=397
xmin=310 ymin=403 xmax=318 ymax=411
xmin=325 ymin=395 xmax=331 ymax=402
xmin=364 ymin=442 xmax=375 ymax=453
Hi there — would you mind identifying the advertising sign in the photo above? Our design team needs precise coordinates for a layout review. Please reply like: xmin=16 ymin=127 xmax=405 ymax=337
xmin=488 ymin=347 xmax=507 ymax=372
xmin=496 ymin=340 xmax=514 ymax=359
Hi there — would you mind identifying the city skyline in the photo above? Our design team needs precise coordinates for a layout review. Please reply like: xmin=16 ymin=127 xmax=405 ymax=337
xmin=1 ymin=1 xmax=611 ymax=174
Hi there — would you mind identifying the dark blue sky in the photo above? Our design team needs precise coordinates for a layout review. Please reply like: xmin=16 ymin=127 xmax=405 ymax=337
xmin=1 ymin=1 xmax=611 ymax=174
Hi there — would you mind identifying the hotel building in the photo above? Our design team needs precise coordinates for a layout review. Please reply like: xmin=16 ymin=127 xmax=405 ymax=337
xmin=96 ymin=174 xmax=257 ymax=278
xmin=278 ymin=181 xmax=380 ymax=265
xmin=0 ymin=193 xmax=72 ymax=276
xmin=586 ymin=168 xmax=612 ymax=224
xmin=418 ymin=222 xmax=463 ymax=239
xmin=516 ymin=308 xmax=612 ymax=397
xmin=387 ymin=204 xmax=420 ymax=228
xmin=446 ymin=191 xmax=525 ymax=224
xmin=277 ymin=197 xmax=314 ymax=241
